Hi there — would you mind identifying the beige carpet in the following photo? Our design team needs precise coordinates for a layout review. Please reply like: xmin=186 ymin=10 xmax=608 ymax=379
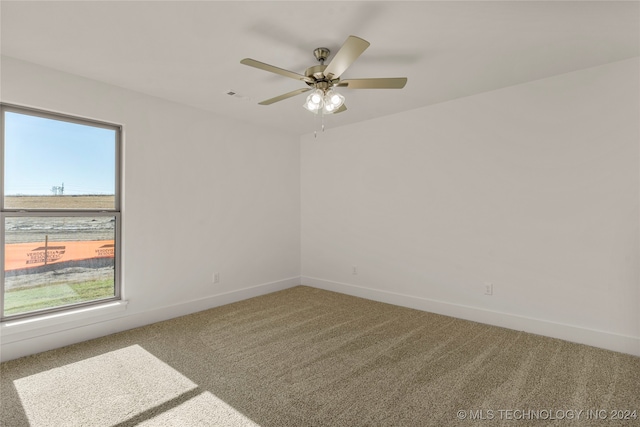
xmin=1 ymin=286 xmax=639 ymax=426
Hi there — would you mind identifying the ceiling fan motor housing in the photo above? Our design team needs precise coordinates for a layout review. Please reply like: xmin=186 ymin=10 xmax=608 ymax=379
xmin=305 ymin=65 xmax=330 ymax=83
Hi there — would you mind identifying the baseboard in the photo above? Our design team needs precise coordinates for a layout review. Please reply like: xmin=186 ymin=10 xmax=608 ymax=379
xmin=4 ymin=276 xmax=637 ymax=361
xmin=0 ymin=277 xmax=300 ymax=362
xmin=301 ymin=276 xmax=640 ymax=357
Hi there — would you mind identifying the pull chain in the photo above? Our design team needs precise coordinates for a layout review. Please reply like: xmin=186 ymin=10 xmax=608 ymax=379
xmin=314 ymin=109 xmax=318 ymax=138
xmin=314 ymin=109 xmax=326 ymax=139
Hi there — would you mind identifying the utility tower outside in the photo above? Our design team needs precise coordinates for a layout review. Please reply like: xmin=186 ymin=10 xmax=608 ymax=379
xmin=50 ymin=182 xmax=64 ymax=195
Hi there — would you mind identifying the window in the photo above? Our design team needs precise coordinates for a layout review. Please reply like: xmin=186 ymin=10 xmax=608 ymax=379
xmin=1 ymin=104 xmax=121 ymax=320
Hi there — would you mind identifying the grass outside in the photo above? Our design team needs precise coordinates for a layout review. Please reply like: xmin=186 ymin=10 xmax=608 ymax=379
xmin=4 ymin=278 xmax=114 ymax=316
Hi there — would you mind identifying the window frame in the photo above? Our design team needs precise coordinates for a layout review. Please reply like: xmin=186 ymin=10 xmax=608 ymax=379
xmin=0 ymin=103 xmax=122 ymax=321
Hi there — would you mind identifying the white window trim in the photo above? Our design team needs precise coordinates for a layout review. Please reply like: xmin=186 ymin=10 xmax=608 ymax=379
xmin=1 ymin=300 xmax=129 ymax=341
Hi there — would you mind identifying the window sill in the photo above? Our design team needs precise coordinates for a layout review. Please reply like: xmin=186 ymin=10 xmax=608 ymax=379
xmin=1 ymin=300 xmax=128 ymax=340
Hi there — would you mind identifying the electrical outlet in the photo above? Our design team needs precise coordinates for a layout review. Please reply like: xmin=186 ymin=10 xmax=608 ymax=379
xmin=352 ymin=265 xmax=358 ymax=275
xmin=484 ymin=282 xmax=493 ymax=296
xmin=213 ymin=272 xmax=220 ymax=284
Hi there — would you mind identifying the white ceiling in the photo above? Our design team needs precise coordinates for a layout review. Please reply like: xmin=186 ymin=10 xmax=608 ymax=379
xmin=1 ymin=1 xmax=638 ymax=136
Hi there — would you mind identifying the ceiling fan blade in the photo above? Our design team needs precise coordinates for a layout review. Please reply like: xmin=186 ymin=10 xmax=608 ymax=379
xmin=323 ymin=36 xmax=370 ymax=79
xmin=258 ymin=88 xmax=311 ymax=105
xmin=241 ymin=58 xmax=314 ymax=83
xmin=334 ymin=104 xmax=347 ymax=114
xmin=337 ymin=78 xmax=407 ymax=89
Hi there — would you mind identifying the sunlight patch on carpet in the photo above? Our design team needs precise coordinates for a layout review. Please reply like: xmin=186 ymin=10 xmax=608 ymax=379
xmin=13 ymin=345 xmax=197 ymax=426
xmin=138 ymin=391 xmax=259 ymax=426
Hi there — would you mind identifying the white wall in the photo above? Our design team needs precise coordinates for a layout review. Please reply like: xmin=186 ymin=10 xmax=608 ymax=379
xmin=1 ymin=56 xmax=301 ymax=361
xmin=2 ymin=56 xmax=638 ymax=360
xmin=301 ymin=58 xmax=640 ymax=356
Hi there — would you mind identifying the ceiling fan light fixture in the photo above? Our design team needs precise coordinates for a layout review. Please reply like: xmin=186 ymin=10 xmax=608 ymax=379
xmin=324 ymin=103 xmax=336 ymax=113
xmin=310 ymin=89 xmax=324 ymax=105
xmin=303 ymin=98 xmax=321 ymax=113
xmin=317 ymin=89 xmax=344 ymax=114
xmin=324 ymin=90 xmax=345 ymax=108
xmin=304 ymin=89 xmax=326 ymax=113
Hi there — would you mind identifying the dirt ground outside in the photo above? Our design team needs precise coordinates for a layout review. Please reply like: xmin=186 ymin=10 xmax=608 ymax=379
xmin=5 ymin=195 xmax=115 ymax=210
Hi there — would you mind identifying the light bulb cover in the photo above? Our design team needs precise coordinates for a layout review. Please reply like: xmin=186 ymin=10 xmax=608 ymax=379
xmin=303 ymin=96 xmax=321 ymax=113
xmin=324 ymin=90 xmax=345 ymax=109
xmin=309 ymin=89 xmax=324 ymax=105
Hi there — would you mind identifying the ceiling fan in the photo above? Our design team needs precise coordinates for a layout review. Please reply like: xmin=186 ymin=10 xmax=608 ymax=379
xmin=240 ymin=35 xmax=407 ymax=115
